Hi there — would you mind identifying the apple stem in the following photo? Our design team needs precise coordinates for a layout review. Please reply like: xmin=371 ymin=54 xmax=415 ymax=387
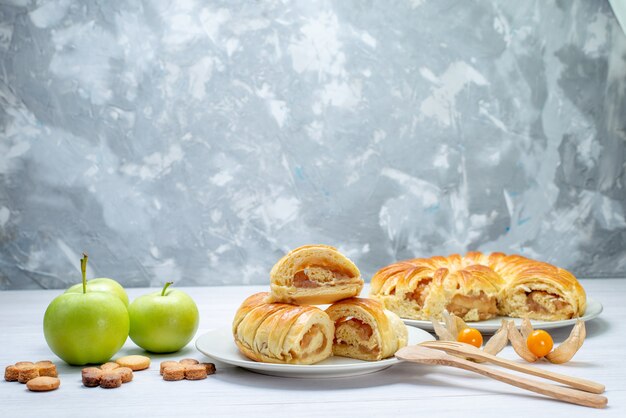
xmin=80 ymin=253 xmax=88 ymax=294
xmin=161 ymin=281 xmax=174 ymax=296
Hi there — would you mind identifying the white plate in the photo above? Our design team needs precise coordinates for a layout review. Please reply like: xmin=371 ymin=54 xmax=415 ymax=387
xmin=402 ymin=297 xmax=603 ymax=333
xmin=195 ymin=326 xmax=434 ymax=378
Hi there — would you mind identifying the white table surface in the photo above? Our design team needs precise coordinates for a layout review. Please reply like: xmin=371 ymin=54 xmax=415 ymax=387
xmin=0 ymin=280 xmax=624 ymax=417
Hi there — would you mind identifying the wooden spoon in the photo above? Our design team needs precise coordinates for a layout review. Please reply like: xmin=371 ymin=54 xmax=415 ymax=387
xmin=420 ymin=340 xmax=605 ymax=394
xmin=395 ymin=345 xmax=607 ymax=409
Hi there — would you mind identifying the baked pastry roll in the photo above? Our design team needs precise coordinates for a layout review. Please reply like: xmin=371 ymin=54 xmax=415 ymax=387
xmin=371 ymin=261 xmax=502 ymax=322
xmin=325 ymin=298 xmax=408 ymax=361
xmin=232 ymin=292 xmax=334 ymax=365
xmin=370 ymin=252 xmax=586 ymax=322
xmin=269 ymin=245 xmax=363 ymax=305
xmin=497 ymin=259 xmax=586 ymax=321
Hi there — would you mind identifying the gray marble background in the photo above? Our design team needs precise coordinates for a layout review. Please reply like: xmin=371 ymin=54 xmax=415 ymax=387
xmin=1 ymin=0 xmax=625 ymax=290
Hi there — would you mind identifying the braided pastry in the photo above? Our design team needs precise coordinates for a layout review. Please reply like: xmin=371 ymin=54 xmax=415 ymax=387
xmin=232 ymin=292 xmax=335 ymax=364
xmin=370 ymin=252 xmax=586 ymax=322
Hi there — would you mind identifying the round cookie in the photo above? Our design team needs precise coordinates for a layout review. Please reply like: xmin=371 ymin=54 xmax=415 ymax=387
xmin=184 ymin=364 xmax=207 ymax=380
xmin=35 ymin=361 xmax=57 ymax=378
xmin=160 ymin=361 xmax=179 ymax=375
xmin=162 ymin=365 xmax=185 ymax=381
xmin=15 ymin=361 xmax=34 ymax=368
xmin=17 ymin=365 xmax=39 ymax=383
xmin=201 ymin=363 xmax=216 ymax=375
xmin=179 ymin=358 xmax=199 ymax=366
xmin=26 ymin=376 xmax=60 ymax=392
xmin=4 ymin=365 xmax=18 ymax=382
xmin=100 ymin=372 xmax=122 ymax=389
xmin=81 ymin=367 xmax=103 ymax=387
xmin=115 ymin=355 xmax=150 ymax=371
xmin=113 ymin=367 xmax=133 ymax=383
xmin=100 ymin=362 xmax=120 ymax=371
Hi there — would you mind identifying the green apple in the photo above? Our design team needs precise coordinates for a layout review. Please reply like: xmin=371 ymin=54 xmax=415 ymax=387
xmin=66 ymin=277 xmax=129 ymax=307
xmin=43 ymin=253 xmax=129 ymax=365
xmin=129 ymin=282 xmax=199 ymax=353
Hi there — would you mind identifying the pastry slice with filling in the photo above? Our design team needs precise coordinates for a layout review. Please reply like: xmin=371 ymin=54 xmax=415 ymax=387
xmin=435 ymin=264 xmax=503 ymax=322
xmin=370 ymin=262 xmax=440 ymax=320
xmin=498 ymin=262 xmax=586 ymax=321
xmin=326 ymin=298 xmax=408 ymax=361
xmin=268 ymin=245 xmax=363 ymax=305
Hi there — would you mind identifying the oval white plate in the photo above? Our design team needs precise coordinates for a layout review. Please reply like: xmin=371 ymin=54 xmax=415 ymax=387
xmin=402 ymin=297 xmax=603 ymax=333
xmin=195 ymin=326 xmax=434 ymax=378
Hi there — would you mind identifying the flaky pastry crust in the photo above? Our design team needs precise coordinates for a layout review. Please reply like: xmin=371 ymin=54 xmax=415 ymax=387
xmin=232 ymin=292 xmax=335 ymax=364
xmin=268 ymin=245 xmax=363 ymax=305
xmin=326 ymin=298 xmax=408 ymax=361
xmin=370 ymin=252 xmax=585 ymax=322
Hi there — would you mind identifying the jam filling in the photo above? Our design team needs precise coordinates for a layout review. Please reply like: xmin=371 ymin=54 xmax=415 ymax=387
xmin=404 ymin=278 xmax=432 ymax=307
xmin=446 ymin=291 xmax=497 ymax=320
xmin=526 ymin=290 xmax=568 ymax=313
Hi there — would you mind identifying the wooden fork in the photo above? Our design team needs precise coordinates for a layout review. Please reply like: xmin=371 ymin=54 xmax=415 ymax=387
xmin=395 ymin=345 xmax=608 ymax=409
xmin=420 ymin=340 xmax=605 ymax=394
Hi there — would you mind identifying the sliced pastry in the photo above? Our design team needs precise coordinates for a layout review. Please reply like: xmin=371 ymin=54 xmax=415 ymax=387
xmin=325 ymin=298 xmax=408 ymax=361
xmin=269 ymin=244 xmax=363 ymax=305
xmin=370 ymin=261 xmax=441 ymax=320
xmin=435 ymin=264 xmax=503 ymax=322
xmin=232 ymin=292 xmax=334 ymax=365
xmin=497 ymin=260 xmax=586 ymax=321
xmin=371 ymin=262 xmax=501 ymax=322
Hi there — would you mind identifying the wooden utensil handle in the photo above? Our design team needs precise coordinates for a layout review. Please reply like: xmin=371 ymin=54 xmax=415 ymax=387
xmin=481 ymin=352 xmax=605 ymax=394
xmin=447 ymin=357 xmax=607 ymax=409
